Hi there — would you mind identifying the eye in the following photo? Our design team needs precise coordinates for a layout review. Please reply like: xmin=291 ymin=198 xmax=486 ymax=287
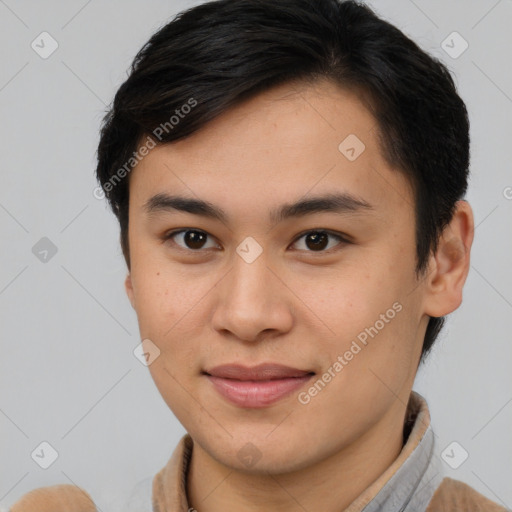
xmin=163 ymin=229 xmax=220 ymax=251
xmin=290 ymin=230 xmax=349 ymax=253
xmin=163 ymin=228 xmax=350 ymax=253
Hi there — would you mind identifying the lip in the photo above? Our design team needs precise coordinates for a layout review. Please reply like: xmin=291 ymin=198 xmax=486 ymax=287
xmin=203 ymin=363 xmax=315 ymax=408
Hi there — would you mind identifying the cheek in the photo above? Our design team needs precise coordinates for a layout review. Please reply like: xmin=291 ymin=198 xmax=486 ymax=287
xmin=132 ymin=277 xmax=169 ymax=335
xmin=302 ymin=267 xmax=393 ymax=336
xmin=131 ymin=265 xmax=215 ymax=369
xmin=130 ymin=266 xmax=186 ymax=343
xmin=302 ymin=261 xmax=414 ymax=366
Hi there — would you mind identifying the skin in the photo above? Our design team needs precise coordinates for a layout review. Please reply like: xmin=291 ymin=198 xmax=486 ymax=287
xmin=124 ymin=79 xmax=474 ymax=512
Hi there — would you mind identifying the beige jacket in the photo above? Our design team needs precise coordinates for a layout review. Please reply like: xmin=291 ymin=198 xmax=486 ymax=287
xmin=9 ymin=392 xmax=509 ymax=512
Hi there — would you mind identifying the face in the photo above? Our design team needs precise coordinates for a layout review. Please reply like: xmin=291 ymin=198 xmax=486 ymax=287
xmin=125 ymin=80 xmax=431 ymax=474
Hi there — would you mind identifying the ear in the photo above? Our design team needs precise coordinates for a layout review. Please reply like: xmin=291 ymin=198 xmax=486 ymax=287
xmin=125 ymin=273 xmax=136 ymax=309
xmin=422 ymin=200 xmax=474 ymax=317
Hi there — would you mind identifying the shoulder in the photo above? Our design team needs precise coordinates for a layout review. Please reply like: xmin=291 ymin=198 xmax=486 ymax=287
xmin=427 ymin=477 xmax=509 ymax=512
xmin=9 ymin=484 xmax=97 ymax=512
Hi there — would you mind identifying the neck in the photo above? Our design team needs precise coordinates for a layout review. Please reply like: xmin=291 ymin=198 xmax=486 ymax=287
xmin=186 ymin=398 xmax=408 ymax=512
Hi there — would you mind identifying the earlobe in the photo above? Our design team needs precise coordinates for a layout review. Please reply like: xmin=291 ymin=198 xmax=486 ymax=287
xmin=125 ymin=273 xmax=136 ymax=309
xmin=423 ymin=200 xmax=475 ymax=317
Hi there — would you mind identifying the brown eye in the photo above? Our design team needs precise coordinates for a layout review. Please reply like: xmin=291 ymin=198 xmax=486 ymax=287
xmin=291 ymin=230 xmax=348 ymax=253
xmin=164 ymin=229 xmax=219 ymax=251
xmin=305 ymin=232 xmax=328 ymax=251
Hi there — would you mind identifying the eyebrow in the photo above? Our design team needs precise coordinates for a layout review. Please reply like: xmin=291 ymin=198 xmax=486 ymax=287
xmin=143 ymin=192 xmax=375 ymax=225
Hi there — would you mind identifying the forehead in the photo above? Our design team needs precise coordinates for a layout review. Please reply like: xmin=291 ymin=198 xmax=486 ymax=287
xmin=129 ymin=80 xmax=414 ymax=220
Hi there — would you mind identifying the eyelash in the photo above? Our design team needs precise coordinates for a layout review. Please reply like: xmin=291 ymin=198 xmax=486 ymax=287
xmin=162 ymin=228 xmax=350 ymax=254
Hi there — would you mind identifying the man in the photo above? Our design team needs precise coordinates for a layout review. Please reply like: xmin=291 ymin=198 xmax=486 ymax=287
xmin=10 ymin=0 xmax=507 ymax=510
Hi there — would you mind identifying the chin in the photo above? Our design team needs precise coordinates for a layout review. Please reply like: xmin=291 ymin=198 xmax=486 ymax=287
xmin=202 ymin=431 xmax=313 ymax=474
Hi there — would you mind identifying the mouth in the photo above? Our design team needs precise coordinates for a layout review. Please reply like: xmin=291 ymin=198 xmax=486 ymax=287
xmin=202 ymin=363 xmax=315 ymax=408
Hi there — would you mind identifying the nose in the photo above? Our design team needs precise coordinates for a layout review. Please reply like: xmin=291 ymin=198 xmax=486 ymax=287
xmin=211 ymin=248 xmax=294 ymax=343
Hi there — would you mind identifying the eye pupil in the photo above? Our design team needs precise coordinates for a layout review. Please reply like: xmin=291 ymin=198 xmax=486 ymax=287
xmin=306 ymin=232 xmax=328 ymax=251
xmin=185 ymin=230 xmax=206 ymax=249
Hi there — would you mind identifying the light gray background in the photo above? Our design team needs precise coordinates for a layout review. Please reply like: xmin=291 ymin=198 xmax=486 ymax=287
xmin=1 ymin=0 xmax=511 ymax=510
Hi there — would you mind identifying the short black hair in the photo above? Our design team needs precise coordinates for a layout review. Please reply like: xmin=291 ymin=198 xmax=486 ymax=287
xmin=95 ymin=0 xmax=470 ymax=361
